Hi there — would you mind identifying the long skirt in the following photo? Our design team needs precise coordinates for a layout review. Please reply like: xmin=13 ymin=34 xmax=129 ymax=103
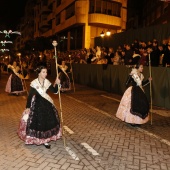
xmin=58 ymin=71 xmax=71 ymax=91
xmin=5 ymin=74 xmax=24 ymax=94
xmin=18 ymin=95 xmax=61 ymax=145
xmin=116 ymin=86 xmax=149 ymax=124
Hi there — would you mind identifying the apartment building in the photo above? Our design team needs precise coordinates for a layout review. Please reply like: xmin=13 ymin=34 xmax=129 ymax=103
xmin=127 ymin=0 xmax=170 ymax=29
xmin=34 ymin=0 xmax=127 ymax=51
xmin=142 ymin=0 xmax=170 ymax=27
xmin=13 ymin=0 xmax=35 ymax=51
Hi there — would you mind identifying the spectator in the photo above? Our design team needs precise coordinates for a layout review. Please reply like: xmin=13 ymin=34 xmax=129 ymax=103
xmin=131 ymin=49 xmax=141 ymax=65
xmin=124 ymin=44 xmax=133 ymax=65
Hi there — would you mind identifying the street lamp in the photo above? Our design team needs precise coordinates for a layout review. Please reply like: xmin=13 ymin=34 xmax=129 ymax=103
xmin=17 ymin=53 xmax=21 ymax=57
xmin=100 ymin=31 xmax=105 ymax=37
xmin=106 ymin=30 xmax=111 ymax=36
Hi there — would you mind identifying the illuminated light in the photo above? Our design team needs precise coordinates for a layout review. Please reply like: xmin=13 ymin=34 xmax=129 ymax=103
xmin=106 ymin=30 xmax=111 ymax=36
xmin=160 ymin=0 xmax=170 ymax=2
xmin=0 ymin=30 xmax=21 ymax=38
xmin=100 ymin=31 xmax=105 ymax=37
xmin=17 ymin=53 xmax=21 ymax=57
xmin=0 ymin=49 xmax=9 ymax=52
xmin=0 ymin=40 xmax=13 ymax=46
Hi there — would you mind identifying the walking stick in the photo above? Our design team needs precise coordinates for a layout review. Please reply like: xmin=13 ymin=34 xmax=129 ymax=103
xmin=18 ymin=53 xmax=28 ymax=95
xmin=69 ymin=55 xmax=75 ymax=92
xmin=52 ymin=41 xmax=66 ymax=147
xmin=148 ymin=53 xmax=153 ymax=125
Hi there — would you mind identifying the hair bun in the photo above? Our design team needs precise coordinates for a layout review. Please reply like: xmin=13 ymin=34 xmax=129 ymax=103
xmin=34 ymin=65 xmax=47 ymax=74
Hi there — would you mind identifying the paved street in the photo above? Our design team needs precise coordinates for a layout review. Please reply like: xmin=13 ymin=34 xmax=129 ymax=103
xmin=0 ymin=73 xmax=170 ymax=170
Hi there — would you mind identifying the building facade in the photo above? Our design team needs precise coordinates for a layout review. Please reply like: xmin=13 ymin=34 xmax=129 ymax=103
xmin=142 ymin=0 xmax=170 ymax=27
xmin=126 ymin=0 xmax=170 ymax=30
xmin=13 ymin=0 xmax=35 ymax=52
xmin=34 ymin=0 xmax=127 ymax=51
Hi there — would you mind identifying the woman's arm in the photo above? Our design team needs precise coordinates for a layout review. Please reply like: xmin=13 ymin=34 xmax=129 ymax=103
xmin=48 ymin=84 xmax=58 ymax=93
xmin=142 ymin=79 xmax=150 ymax=87
xmin=125 ymin=75 xmax=132 ymax=87
xmin=26 ymin=87 xmax=37 ymax=108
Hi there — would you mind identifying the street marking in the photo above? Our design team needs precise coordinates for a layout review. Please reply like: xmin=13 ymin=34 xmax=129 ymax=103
xmin=152 ymin=109 xmax=170 ymax=117
xmin=63 ymin=126 xmax=74 ymax=134
xmin=66 ymin=95 xmax=170 ymax=146
xmin=81 ymin=143 xmax=99 ymax=156
xmin=101 ymin=95 xmax=120 ymax=102
xmin=101 ymin=95 xmax=170 ymax=117
xmin=65 ymin=147 xmax=80 ymax=161
xmin=137 ymin=128 xmax=170 ymax=146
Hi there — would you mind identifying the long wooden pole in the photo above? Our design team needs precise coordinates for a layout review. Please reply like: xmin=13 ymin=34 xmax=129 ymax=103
xmin=69 ymin=55 xmax=75 ymax=92
xmin=148 ymin=53 xmax=153 ymax=125
xmin=52 ymin=41 xmax=66 ymax=147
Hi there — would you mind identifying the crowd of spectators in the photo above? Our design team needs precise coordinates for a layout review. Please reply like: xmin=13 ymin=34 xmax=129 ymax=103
xmin=57 ymin=37 xmax=170 ymax=67
xmin=1 ymin=37 xmax=170 ymax=77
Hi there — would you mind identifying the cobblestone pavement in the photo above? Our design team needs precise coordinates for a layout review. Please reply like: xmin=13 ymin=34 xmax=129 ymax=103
xmin=0 ymin=73 xmax=170 ymax=170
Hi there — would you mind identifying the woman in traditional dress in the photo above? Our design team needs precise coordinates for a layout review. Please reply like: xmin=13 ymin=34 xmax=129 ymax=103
xmin=116 ymin=63 xmax=152 ymax=126
xmin=5 ymin=61 xmax=25 ymax=95
xmin=18 ymin=66 xmax=61 ymax=149
xmin=58 ymin=60 xmax=71 ymax=92
xmin=21 ymin=60 xmax=29 ymax=80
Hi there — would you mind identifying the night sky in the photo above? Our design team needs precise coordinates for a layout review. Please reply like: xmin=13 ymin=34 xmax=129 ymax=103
xmin=0 ymin=0 xmax=28 ymax=30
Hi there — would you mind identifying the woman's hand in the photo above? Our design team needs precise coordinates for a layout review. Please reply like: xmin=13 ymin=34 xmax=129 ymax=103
xmin=55 ymin=78 xmax=60 ymax=85
xmin=148 ymin=77 xmax=152 ymax=82
xmin=25 ymin=108 xmax=30 ymax=113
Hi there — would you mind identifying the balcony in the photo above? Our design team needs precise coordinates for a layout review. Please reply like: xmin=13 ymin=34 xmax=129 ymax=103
xmin=39 ymin=20 xmax=50 ymax=28
xmin=88 ymin=13 xmax=122 ymax=29
xmin=47 ymin=13 xmax=54 ymax=22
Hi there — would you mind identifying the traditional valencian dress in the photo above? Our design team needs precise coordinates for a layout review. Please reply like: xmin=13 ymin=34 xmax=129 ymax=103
xmin=116 ymin=68 xmax=150 ymax=124
xmin=58 ymin=64 xmax=71 ymax=91
xmin=18 ymin=78 xmax=61 ymax=145
xmin=5 ymin=64 xmax=25 ymax=94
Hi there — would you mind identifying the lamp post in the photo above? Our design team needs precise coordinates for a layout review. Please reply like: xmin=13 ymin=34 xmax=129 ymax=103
xmin=100 ymin=31 xmax=105 ymax=37
xmin=100 ymin=30 xmax=111 ymax=47
xmin=106 ymin=30 xmax=111 ymax=36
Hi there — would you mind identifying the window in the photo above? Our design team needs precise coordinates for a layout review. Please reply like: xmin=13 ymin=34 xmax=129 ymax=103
xmin=102 ymin=1 xmax=107 ymax=14
xmin=89 ymin=0 xmax=95 ymax=13
xmin=70 ymin=26 xmax=83 ymax=50
xmin=95 ymin=0 xmax=102 ymax=13
xmin=56 ymin=13 xmax=60 ymax=26
xmin=89 ymin=0 xmax=121 ymax=17
xmin=66 ymin=3 xmax=75 ymax=19
xmin=56 ymin=0 xmax=61 ymax=7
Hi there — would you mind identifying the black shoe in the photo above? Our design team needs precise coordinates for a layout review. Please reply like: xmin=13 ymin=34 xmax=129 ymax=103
xmin=129 ymin=123 xmax=140 ymax=127
xmin=130 ymin=123 xmax=137 ymax=127
xmin=44 ymin=143 xmax=51 ymax=149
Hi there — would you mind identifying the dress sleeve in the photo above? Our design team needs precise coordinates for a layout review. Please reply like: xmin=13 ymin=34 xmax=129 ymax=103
xmin=125 ymin=75 xmax=133 ymax=87
xmin=26 ymin=87 xmax=37 ymax=108
xmin=48 ymin=84 xmax=58 ymax=94
xmin=142 ymin=79 xmax=150 ymax=87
